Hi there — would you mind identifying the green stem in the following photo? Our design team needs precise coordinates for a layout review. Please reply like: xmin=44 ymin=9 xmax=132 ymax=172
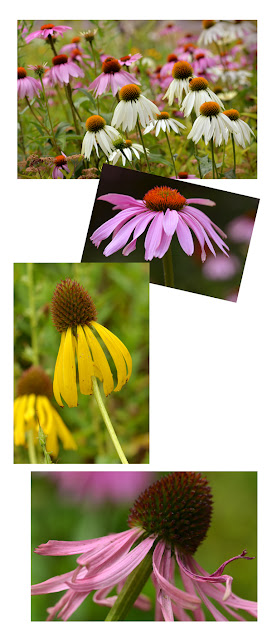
xmin=27 ymin=263 xmax=39 ymax=366
xmin=26 ymin=429 xmax=37 ymax=464
xmin=194 ymin=143 xmax=202 ymax=178
xmin=162 ymin=245 xmax=175 ymax=288
xmin=210 ymin=138 xmax=217 ymax=178
xmin=165 ymin=129 xmax=177 ymax=177
xmin=47 ymin=34 xmax=58 ymax=56
xmin=90 ymin=40 xmax=100 ymax=114
xmin=65 ymin=84 xmax=80 ymax=135
xmin=40 ymin=76 xmax=60 ymax=153
xmin=25 ymin=97 xmax=53 ymax=139
xmin=92 ymin=377 xmax=128 ymax=464
xmin=56 ymin=85 xmax=70 ymax=121
xmin=105 ymin=549 xmax=153 ymax=621
xmin=220 ymin=140 xmax=226 ymax=177
xmin=38 ymin=426 xmax=53 ymax=464
xmin=231 ymin=133 xmax=236 ymax=177
xmin=18 ymin=111 xmax=26 ymax=157
xmin=137 ymin=118 xmax=151 ymax=172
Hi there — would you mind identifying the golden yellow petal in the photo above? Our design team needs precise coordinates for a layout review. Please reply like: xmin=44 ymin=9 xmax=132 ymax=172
xmin=63 ymin=327 xmax=78 ymax=407
xmin=53 ymin=333 xmax=65 ymax=407
xmin=76 ymin=325 xmax=94 ymax=395
xmin=92 ymin=321 xmax=132 ymax=391
xmin=84 ymin=325 xmax=114 ymax=396
xmin=39 ymin=397 xmax=59 ymax=458
xmin=14 ymin=395 xmax=27 ymax=446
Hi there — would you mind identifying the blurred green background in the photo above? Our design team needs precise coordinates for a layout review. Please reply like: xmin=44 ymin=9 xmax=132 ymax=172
xmin=14 ymin=263 xmax=149 ymax=463
xmin=31 ymin=471 xmax=257 ymax=621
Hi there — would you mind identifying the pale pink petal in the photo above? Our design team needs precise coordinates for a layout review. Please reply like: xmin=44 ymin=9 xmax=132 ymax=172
xmin=176 ymin=217 xmax=194 ymax=255
xmin=152 ymin=543 xmax=201 ymax=610
xmin=163 ymin=209 xmax=179 ymax=236
xmin=144 ymin=212 xmax=164 ymax=260
xmin=97 ymin=193 xmax=143 ymax=210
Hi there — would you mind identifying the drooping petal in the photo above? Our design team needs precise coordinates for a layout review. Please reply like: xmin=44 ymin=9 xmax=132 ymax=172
xmin=62 ymin=327 xmax=78 ymax=407
xmin=92 ymin=321 xmax=132 ymax=391
xmin=76 ymin=325 xmax=94 ymax=395
xmin=84 ymin=325 xmax=114 ymax=396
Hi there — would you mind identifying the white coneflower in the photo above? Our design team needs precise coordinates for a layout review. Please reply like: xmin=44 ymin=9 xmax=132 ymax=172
xmin=81 ymin=115 xmax=120 ymax=159
xmin=143 ymin=111 xmax=186 ymax=136
xmin=197 ymin=20 xmax=228 ymax=47
xmin=188 ymin=101 xmax=237 ymax=147
xmin=163 ymin=61 xmax=194 ymax=106
xmin=223 ymin=109 xmax=255 ymax=148
xmin=109 ymin=138 xmax=147 ymax=165
xmin=111 ymin=84 xmax=160 ymax=132
xmin=224 ymin=20 xmax=256 ymax=41
xmin=181 ymin=77 xmax=224 ymax=117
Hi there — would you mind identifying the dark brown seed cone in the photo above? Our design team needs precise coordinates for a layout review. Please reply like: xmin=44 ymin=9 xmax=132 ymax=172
xmin=128 ymin=472 xmax=213 ymax=554
xmin=17 ymin=366 xmax=53 ymax=398
xmin=51 ymin=278 xmax=97 ymax=333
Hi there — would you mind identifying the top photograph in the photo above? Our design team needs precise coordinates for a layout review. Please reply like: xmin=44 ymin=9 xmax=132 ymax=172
xmin=17 ymin=20 xmax=257 ymax=180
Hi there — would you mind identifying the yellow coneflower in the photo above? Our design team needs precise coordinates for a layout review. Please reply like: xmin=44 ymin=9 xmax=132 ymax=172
xmin=51 ymin=278 xmax=132 ymax=409
xmin=14 ymin=366 xmax=77 ymax=458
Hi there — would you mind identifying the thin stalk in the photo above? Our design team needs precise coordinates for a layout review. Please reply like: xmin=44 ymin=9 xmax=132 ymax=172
xmin=92 ymin=376 xmax=128 ymax=464
xmin=165 ymin=129 xmax=177 ymax=177
xmin=65 ymin=84 xmax=80 ymax=135
xmin=47 ymin=34 xmax=58 ymax=56
xmin=38 ymin=425 xmax=53 ymax=464
xmin=162 ymin=245 xmax=175 ymax=288
xmin=219 ymin=140 xmax=226 ymax=177
xmin=137 ymin=117 xmax=151 ymax=172
xmin=26 ymin=429 xmax=37 ymax=464
xmin=105 ymin=548 xmax=154 ymax=621
xmin=40 ymin=76 xmax=60 ymax=153
xmin=18 ymin=111 xmax=26 ymax=157
xmin=27 ymin=263 xmax=39 ymax=366
xmin=56 ymin=85 xmax=70 ymax=121
xmin=25 ymin=97 xmax=54 ymax=140
xmin=231 ymin=133 xmax=236 ymax=177
xmin=90 ymin=40 xmax=100 ymax=114
xmin=194 ymin=143 xmax=202 ymax=178
xmin=210 ymin=138 xmax=217 ymax=178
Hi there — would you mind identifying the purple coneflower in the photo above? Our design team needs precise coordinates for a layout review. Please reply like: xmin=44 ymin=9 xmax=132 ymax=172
xmin=90 ymin=186 xmax=229 ymax=262
xmin=52 ymin=153 xmax=69 ymax=179
xmin=46 ymin=55 xmax=84 ymax=87
xmin=119 ymin=53 xmax=142 ymax=66
xmin=17 ymin=67 xmax=41 ymax=99
xmin=31 ymin=472 xmax=257 ymax=621
xmin=88 ymin=57 xmax=140 ymax=97
xmin=25 ymin=23 xmax=71 ymax=44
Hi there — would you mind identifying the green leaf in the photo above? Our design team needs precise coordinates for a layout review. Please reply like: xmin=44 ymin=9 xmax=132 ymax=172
xmin=148 ymin=153 xmax=172 ymax=167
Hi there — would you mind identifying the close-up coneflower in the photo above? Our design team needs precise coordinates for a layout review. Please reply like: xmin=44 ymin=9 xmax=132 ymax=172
xmin=31 ymin=471 xmax=257 ymax=621
xmin=88 ymin=57 xmax=140 ymax=97
xmin=81 ymin=115 xmax=120 ymax=159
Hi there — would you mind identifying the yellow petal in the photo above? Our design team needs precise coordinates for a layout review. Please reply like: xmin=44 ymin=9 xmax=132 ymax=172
xmin=62 ymin=327 xmax=78 ymax=407
xmin=14 ymin=395 xmax=27 ymax=446
xmin=92 ymin=321 xmax=132 ymax=392
xmin=52 ymin=407 xmax=77 ymax=451
xmin=24 ymin=393 xmax=36 ymax=422
xmin=36 ymin=395 xmax=48 ymax=430
xmin=53 ymin=333 xmax=65 ymax=407
xmin=84 ymin=325 xmax=114 ymax=396
xmin=76 ymin=325 xmax=94 ymax=395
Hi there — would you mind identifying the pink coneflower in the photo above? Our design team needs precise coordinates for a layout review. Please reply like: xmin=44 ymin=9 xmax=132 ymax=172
xmin=202 ymin=254 xmax=240 ymax=280
xmin=90 ymin=186 xmax=229 ymax=262
xmin=17 ymin=67 xmax=41 ymax=99
xmin=119 ymin=53 xmax=142 ymax=66
xmin=52 ymin=153 xmax=69 ymax=179
xmin=25 ymin=23 xmax=71 ymax=44
xmin=88 ymin=57 xmax=140 ymax=98
xmin=159 ymin=22 xmax=181 ymax=37
xmin=60 ymin=37 xmax=82 ymax=54
xmin=31 ymin=472 xmax=257 ymax=621
xmin=192 ymin=49 xmax=216 ymax=76
xmin=49 ymin=471 xmax=154 ymax=503
xmin=46 ymin=55 xmax=84 ymax=86
xmin=226 ymin=215 xmax=255 ymax=244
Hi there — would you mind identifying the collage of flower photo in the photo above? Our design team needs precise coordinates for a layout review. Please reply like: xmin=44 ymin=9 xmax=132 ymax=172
xmin=14 ymin=18 xmax=260 ymax=627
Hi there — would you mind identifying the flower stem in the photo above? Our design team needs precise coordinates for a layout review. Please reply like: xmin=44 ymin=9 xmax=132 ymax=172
xmin=47 ymin=35 xmax=58 ymax=56
xmin=231 ymin=133 xmax=236 ymax=177
xmin=137 ymin=118 xmax=151 ymax=172
xmin=165 ymin=129 xmax=177 ymax=177
xmin=27 ymin=263 xmax=39 ymax=366
xmin=210 ymin=138 xmax=217 ymax=178
xmin=25 ymin=97 xmax=56 ymax=145
xmin=38 ymin=425 xmax=53 ymax=464
xmin=90 ymin=41 xmax=100 ymax=115
xmin=40 ymin=76 xmax=60 ymax=153
xmin=220 ymin=140 xmax=226 ymax=177
xmin=65 ymin=83 xmax=80 ymax=135
xmin=194 ymin=143 xmax=202 ymax=178
xmin=162 ymin=245 xmax=175 ymax=288
xmin=91 ymin=376 xmax=128 ymax=464
xmin=105 ymin=548 xmax=153 ymax=621
xmin=56 ymin=85 xmax=70 ymax=120
xmin=26 ymin=429 xmax=37 ymax=464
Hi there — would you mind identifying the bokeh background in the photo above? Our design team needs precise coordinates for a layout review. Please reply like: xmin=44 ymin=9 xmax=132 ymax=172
xmin=14 ymin=263 xmax=149 ymax=463
xmin=31 ymin=471 xmax=257 ymax=621
xmin=82 ymin=164 xmax=259 ymax=301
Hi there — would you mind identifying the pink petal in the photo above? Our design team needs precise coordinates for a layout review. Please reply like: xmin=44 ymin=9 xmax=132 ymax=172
xmin=97 ymin=193 xmax=142 ymax=210
xmin=152 ymin=543 xmax=201 ymax=610
xmin=163 ymin=209 xmax=179 ymax=236
xmin=176 ymin=217 xmax=194 ymax=256
xmin=144 ymin=212 xmax=164 ymax=260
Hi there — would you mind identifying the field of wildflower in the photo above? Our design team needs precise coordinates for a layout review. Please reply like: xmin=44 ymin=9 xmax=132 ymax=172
xmin=31 ymin=471 xmax=257 ymax=621
xmin=18 ymin=20 xmax=257 ymax=179
xmin=14 ymin=263 xmax=149 ymax=464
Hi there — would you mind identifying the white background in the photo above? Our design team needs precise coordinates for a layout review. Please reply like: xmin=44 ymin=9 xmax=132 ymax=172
xmin=2 ymin=2 xmax=271 ymax=638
